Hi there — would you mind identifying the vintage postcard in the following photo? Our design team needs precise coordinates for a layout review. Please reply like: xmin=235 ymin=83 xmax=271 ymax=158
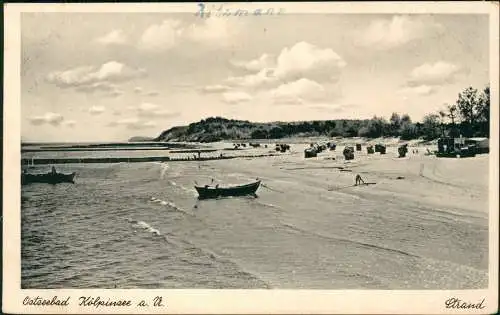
xmin=3 ymin=2 xmax=499 ymax=314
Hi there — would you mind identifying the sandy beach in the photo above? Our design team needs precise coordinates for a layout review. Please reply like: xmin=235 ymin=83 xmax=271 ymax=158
xmin=191 ymin=141 xmax=489 ymax=288
xmin=21 ymin=138 xmax=489 ymax=289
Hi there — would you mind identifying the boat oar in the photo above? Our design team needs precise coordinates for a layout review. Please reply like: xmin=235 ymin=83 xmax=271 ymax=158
xmin=261 ymin=182 xmax=284 ymax=193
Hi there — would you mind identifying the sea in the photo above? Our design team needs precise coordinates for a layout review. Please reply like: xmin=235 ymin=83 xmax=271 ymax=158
xmin=21 ymin=146 xmax=489 ymax=289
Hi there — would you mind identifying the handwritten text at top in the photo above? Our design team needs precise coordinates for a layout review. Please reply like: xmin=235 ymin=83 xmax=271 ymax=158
xmin=196 ymin=3 xmax=285 ymax=18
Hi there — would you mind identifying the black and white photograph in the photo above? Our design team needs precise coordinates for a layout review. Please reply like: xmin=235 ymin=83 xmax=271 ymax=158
xmin=3 ymin=2 xmax=499 ymax=314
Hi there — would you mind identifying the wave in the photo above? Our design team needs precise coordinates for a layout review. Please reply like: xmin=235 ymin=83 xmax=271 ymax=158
xmin=174 ymin=183 xmax=199 ymax=196
xmin=226 ymin=172 xmax=247 ymax=178
xmin=149 ymin=196 xmax=195 ymax=217
xmin=165 ymin=180 xmax=197 ymax=196
xmin=281 ymin=222 xmax=419 ymax=258
xmin=160 ymin=164 xmax=169 ymax=179
xmin=175 ymin=239 xmax=272 ymax=288
xmin=127 ymin=219 xmax=161 ymax=236
xmin=256 ymin=201 xmax=281 ymax=209
xmin=251 ymin=200 xmax=283 ymax=212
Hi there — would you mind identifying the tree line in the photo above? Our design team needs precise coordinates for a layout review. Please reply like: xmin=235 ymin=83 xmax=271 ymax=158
xmin=156 ymin=85 xmax=490 ymax=142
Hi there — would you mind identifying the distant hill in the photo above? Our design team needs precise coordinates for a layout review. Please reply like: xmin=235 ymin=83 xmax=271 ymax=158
xmin=154 ymin=116 xmax=375 ymax=143
xmin=154 ymin=95 xmax=490 ymax=144
xmin=128 ymin=136 xmax=154 ymax=142
xmin=152 ymin=85 xmax=490 ymax=143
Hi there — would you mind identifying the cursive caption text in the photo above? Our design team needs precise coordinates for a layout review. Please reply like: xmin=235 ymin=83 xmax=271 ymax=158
xmin=196 ymin=3 xmax=285 ymax=18
xmin=445 ymin=297 xmax=485 ymax=310
xmin=23 ymin=295 xmax=166 ymax=309
xmin=23 ymin=296 xmax=70 ymax=306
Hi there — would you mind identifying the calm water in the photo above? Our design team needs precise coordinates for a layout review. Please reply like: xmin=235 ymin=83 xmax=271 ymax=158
xmin=21 ymin=158 xmax=488 ymax=289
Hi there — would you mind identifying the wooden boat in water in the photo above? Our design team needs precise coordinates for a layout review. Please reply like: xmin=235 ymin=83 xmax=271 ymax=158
xmin=195 ymin=180 xmax=261 ymax=199
xmin=22 ymin=170 xmax=76 ymax=185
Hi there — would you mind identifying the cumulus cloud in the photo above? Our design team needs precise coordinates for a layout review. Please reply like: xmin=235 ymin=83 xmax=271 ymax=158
xmin=226 ymin=68 xmax=278 ymax=89
xmin=407 ymin=61 xmax=464 ymax=86
xmin=231 ymin=53 xmax=275 ymax=72
xmin=89 ymin=106 xmax=106 ymax=115
xmin=358 ymin=15 xmax=444 ymax=49
xmin=138 ymin=18 xmax=239 ymax=52
xmin=139 ymin=19 xmax=183 ymax=52
xmin=201 ymin=84 xmax=232 ymax=93
xmin=273 ymin=42 xmax=346 ymax=82
xmin=221 ymin=42 xmax=345 ymax=93
xmin=270 ymin=78 xmax=326 ymax=104
xmin=96 ymin=30 xmax=127 ymax=45
xmin=222 ymin=91 xmax=252 ymax=104
xmin=184 ymin=18 xmax=237 ymax=45
xmin=47 ymin=61 xmax=146 ymax=89
xmin=29 ymin=112 xmax=64 ymax=126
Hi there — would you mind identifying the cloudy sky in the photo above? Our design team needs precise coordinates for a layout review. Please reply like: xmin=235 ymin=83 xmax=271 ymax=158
xmin=21 ymin=13 xmax=489 ymax=141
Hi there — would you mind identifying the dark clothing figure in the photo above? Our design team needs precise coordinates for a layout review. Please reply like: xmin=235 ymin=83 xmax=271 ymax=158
xmin=355 ymin=174 xmax=365 ymax=186
xmin=51 ymin=166 xmax=57 ymax=174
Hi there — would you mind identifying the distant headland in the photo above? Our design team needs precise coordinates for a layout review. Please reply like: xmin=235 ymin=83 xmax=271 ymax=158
xmin=128 ymin=136 xmax=154 ymax=142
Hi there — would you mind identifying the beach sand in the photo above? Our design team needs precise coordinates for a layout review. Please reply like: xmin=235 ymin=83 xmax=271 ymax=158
xmin=183 ymin=140 xmax=489 ymax=289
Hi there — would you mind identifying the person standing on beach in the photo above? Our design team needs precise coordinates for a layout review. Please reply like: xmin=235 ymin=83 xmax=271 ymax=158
xmin=355 ymin=174 xmax=365 ymax=186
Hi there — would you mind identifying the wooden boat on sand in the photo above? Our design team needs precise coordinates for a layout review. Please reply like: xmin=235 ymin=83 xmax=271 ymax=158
xmin=195 ymin=180 xmax=261 ymax=199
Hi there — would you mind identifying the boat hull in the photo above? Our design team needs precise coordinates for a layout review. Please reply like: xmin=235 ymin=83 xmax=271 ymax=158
xmin=195 ymin=181 xmax=260 ymax=199
xmin=21 ymin=172 xmax=76 ymax=185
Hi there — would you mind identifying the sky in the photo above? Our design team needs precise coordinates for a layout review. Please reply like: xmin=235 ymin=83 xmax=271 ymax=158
xmin=21 ymin=12 xmax=490 ymax=142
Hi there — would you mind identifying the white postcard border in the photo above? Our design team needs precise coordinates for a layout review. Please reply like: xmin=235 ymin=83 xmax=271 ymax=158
xmin=3 ymin=2 xmax=499 ymax=314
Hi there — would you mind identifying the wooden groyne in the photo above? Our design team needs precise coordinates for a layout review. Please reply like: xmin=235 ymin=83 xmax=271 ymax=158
xmin=23 ymin=148 xmax=219 ymax=153
xmin=22 ymin=141 xmax=203 ymax=150
xmin=168 ymin=149 xmax=218 ymax=153
xmin=21 ymin=153 xmax=282 ymax=165
xmin=22 ymin=147 xmax=172 ymax=153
